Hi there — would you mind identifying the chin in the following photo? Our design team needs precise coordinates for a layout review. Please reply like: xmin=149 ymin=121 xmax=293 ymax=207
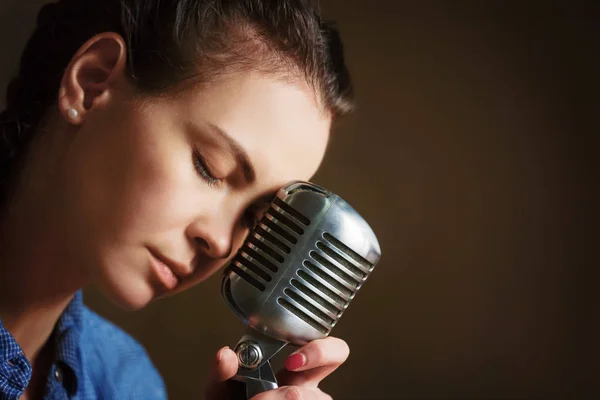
xmin=96 ymin=267 xmax=156 ymax=311
xmin=108 ymin=290 xmax=154 ymax=311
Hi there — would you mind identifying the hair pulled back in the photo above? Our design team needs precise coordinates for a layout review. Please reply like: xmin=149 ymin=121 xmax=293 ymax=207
xmin=0 ymin=0 xmax=354 ymax=210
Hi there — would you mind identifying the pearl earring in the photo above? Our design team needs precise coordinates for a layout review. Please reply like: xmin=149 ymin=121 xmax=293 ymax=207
xmin=67 ymin=108 xmax=79 ymax=120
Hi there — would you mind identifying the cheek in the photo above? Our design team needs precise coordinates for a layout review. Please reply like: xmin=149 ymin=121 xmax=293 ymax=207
xmin=108 ymin=131 xmax=203 ymax=242
xmin=64 ymin=106 xmax=201 ymax=246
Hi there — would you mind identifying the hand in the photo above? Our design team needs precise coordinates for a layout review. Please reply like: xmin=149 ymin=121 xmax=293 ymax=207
xmin=205 ymin=337 xmax=350 ymax=399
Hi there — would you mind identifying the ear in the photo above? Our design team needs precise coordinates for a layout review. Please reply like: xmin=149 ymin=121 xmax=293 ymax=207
xmin=58 ymin=32 xmax=127 ymax=124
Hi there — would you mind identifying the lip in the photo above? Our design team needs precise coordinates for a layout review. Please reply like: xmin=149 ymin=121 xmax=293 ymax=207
xmin=148 ymin=248 xmax=194 ymax=281
xmin=149 ymin=252 xmax=179 ymax=291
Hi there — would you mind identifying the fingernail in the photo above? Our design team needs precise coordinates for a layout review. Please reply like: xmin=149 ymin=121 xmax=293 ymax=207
xmin=285 ymin=352 xmax=306 ymax=371
xmin=217 ymin=346 xmax=230 ymax=363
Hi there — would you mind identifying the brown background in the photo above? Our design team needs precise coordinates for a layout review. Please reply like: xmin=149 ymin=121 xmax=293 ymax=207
xmin=1 ymin=1 xmax=596 ymax=399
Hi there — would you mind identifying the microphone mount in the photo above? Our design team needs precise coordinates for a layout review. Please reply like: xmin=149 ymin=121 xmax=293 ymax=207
xmin=231 ymin=328 xmax=288 ymax=399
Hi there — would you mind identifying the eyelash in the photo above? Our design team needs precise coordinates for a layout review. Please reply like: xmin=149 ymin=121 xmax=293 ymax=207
xmin=192 ymin=148 xmax=272 ymax=229
xmin=192 ymin=149 xmax=220 ymax=187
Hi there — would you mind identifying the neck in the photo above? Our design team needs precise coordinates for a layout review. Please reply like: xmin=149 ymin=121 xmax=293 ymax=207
xmin=0 ymin=216 xmax=86 ymax=362
xmin=0 ymin=116 xmax=87 ymax=362
xmin=0 ymin=165 xmax=87 ymax=364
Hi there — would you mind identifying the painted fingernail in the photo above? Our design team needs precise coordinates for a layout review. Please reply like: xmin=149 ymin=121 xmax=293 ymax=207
xmin=285 ymin=352 xmax=306 ymax=371
xmin=217 ymin=346 xmax=230 ymax=363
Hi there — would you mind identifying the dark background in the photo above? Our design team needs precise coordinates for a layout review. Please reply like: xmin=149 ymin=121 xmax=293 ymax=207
xmin=1 ymin=1 xmax=596 ymax=399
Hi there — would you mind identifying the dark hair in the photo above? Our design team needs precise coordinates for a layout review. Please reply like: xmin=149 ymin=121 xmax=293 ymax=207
xmin=0 ymin=0 xmax=354 ymax=210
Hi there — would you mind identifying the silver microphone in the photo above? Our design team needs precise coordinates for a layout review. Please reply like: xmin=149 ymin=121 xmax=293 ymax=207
xmin=221 ymin=181 xmax=381 ymax=398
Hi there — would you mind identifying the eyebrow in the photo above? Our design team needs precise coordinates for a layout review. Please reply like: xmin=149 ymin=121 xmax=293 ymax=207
xmin=205 ymin=122 xmax=256 ymax=184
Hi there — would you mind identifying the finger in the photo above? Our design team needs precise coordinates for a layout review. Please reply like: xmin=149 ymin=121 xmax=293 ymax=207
xmin=250 ymin=385 xmax=332 ymax=400
xmin=277 ymin=337 xmax=349 ymax=388
xmin=210 ymin=346 xmax=238 ymax=381
xmin=204 ymin=346 xmax=239 ymax=399
xmin=277 ymin=364 xmax=339 ymax=388
xmin=284 ymin=337 xmax=349 ymax=373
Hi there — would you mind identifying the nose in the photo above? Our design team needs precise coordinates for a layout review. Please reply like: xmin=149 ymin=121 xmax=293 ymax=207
xmin=186 ymin=215 xmax=234 ymax=260
xmin=195 ymin=236 xmax=232 ymax=259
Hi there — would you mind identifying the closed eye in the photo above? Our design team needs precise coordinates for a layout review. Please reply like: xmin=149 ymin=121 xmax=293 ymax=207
xmin=192 ymin=148 xmax=220 ymax=187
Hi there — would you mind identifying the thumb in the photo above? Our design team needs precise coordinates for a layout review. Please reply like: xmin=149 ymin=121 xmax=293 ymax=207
xmin=204 ymin=346 xmax=239 ymax=399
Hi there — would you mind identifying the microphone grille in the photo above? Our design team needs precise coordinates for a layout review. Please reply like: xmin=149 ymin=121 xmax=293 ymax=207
xmin=222 ymin=181 xmax=381 ymax=343
xmin=278 ymin=232 xmax=374 ymax=335
xmin=226 ymin=196 xmax=311 ymax=292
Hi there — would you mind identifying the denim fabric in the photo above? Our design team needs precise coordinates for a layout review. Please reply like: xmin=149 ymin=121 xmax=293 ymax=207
xmin=0 ymin=292 xmax=167 ymax=399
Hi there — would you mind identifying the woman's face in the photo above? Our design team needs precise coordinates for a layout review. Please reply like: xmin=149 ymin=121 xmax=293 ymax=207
xmin=57 ymin=71 xmax=331 ymax=310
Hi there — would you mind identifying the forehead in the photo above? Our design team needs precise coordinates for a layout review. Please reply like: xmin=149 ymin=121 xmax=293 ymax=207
xmin=176 ymin=71 xmax=331 ymax=187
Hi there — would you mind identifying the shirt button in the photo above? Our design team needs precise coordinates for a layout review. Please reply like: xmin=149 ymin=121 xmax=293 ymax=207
xmin=54 ymin=365 xmax=64 ymax=383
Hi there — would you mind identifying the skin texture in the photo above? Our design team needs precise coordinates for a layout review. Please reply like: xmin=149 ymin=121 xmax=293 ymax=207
xmin=0 ymin=33 xmax=349 ymax=399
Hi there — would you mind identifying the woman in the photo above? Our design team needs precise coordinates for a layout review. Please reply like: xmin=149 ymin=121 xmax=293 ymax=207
xmin=0 ymin=0 xmax=354 ymax=398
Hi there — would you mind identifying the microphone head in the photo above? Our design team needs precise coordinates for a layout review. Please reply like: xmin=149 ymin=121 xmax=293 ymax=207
xmin=222 ymin=181 xmax=381 ymax=345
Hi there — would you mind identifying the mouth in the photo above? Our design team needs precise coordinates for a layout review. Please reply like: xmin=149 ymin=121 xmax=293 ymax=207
xmin=149 ymin=251 xmax=179 ymax=292
xmin=148 ymin=248 xmax=193 ymax=292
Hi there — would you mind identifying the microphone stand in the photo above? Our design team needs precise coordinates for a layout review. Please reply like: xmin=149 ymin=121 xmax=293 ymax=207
xmin=229 ymin=328 xmax=289 ymax=399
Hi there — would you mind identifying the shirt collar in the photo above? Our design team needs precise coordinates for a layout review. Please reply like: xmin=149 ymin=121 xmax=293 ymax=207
xmin=52 ymin=290 xmax=84 ymax=395
xmin=0 ymin=319 xmax=23 ymax=363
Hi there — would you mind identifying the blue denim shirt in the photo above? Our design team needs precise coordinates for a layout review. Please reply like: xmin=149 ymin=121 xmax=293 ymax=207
xmin=0 ymin=292 xmax=167 ymax=399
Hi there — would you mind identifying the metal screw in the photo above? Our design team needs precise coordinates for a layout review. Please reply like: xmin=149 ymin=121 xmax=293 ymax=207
xmin=235 ymin=341 xmax=263 ymax=369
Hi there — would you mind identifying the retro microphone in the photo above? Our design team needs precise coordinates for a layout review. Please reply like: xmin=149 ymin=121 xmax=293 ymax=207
xmin=221 ymin=181 xmax=381 ymax=399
